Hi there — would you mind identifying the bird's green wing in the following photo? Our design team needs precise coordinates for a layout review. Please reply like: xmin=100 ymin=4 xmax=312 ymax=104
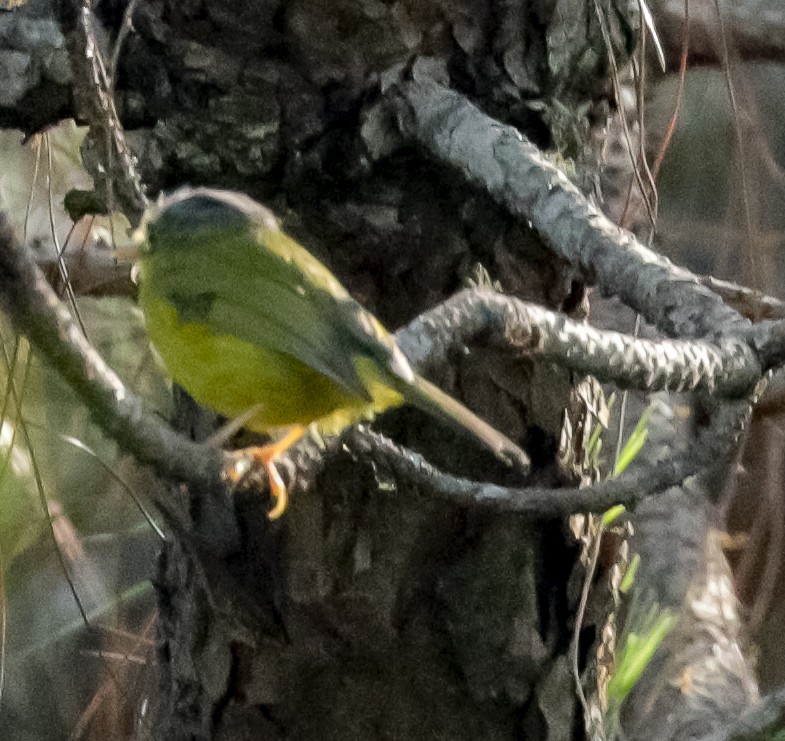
xmin=143 ymin=213 xmax=400 ymax=403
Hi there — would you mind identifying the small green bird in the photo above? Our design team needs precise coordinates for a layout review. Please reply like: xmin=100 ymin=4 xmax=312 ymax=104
xmin=136 ymin=187 xmax=529 ymax=517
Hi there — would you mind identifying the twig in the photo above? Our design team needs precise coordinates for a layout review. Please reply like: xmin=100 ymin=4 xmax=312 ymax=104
xmin=594 ymin=0 xmax=657 ymax=232
xmin=400 ymin=289 xmax=760 ymax=397
xmin=699 ymin=275 xmax=785 ymax=321
xmin=109 ymin=0 xmax=144 ymax=87
xmin=346 ymin=428 xmax=693 ymax=517
xmin=62 ymin=0 xmax=148 ymax=219
xmin=651 ymin=0 xmax=690 ymax=182
xmin=713 ymin=0 xmax=757 ymax=287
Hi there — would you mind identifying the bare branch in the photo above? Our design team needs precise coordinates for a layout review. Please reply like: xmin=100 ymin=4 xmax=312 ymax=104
xmin=392 ymin=79 xmax=751 ymax=341
xmin=61 ymin=0 xmax=148 ymax=219
xmin=745 ymin=319 xmax=785 ymax=372
xmin=698 ymin=684 xmax=785 ymax=741
xmin=346 ymin=428 xmax=692 ymax=517
xmin=652 ymin=0 xmax=785 ymax=65
xmin=699 ymin=275 xmax=785 ymax=321
xmin=400 ymin=289 xmax=760 ymax=397
xmin=0 ymin=212 xmax=222 ymax=488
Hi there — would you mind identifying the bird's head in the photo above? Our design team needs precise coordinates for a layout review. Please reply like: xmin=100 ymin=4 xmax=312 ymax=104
xmin=119 ymin=187 xmax=280 ymax=264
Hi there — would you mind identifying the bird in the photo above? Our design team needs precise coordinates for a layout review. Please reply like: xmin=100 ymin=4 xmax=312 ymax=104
xmin=135 ymin=187 xmax=529 ymax=518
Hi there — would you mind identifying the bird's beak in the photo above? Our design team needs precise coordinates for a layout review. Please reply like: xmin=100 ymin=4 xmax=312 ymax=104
xmin=110 ymin=246 xmax=141 ymax=263
xmin=109 ymin=225 xmax=145 ymax=264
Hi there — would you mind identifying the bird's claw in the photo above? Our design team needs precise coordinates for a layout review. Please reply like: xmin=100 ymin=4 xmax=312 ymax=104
xmin=225 ymin=434 xmax=301 ymax=520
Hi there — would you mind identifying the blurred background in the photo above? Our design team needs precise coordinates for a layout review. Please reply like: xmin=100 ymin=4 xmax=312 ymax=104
xmin=0 ymin=123 xmax=168 ymax=739
xmin=647 ymin=60 xmax=785 ymax=691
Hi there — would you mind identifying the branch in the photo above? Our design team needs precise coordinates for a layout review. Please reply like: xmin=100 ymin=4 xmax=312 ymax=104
xmin=745 ymin=319 xmax=785 ymax=372
xmin=346 ymin=428 xmax=693 ymax=517
xmin=699 ymin=275 xmax=785 ymax=322
xmin=392 ymin=79 xmax=751 ymax=341
xmin=347 ymin=389 xmax=753 ymax=517
xmin=40 ymin=250 xmax=135 ymax=298
xmin=0 ymin=212 xmax=222 ymax=488
xmin=653 ymin=0 xmax=785 ymax=65
xmin=698 ymin=684 xmax=785 ymax=741
xmin=400 ymin=289 xmax=760 ymax=397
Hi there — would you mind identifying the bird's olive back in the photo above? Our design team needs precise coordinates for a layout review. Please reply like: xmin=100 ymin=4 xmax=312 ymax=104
xmin=147 ymin=196 xmax=249 ymax=253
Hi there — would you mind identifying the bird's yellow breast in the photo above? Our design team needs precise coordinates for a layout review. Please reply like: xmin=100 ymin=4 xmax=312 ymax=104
xmin=138 ymin=286 xmax=403 ymax=436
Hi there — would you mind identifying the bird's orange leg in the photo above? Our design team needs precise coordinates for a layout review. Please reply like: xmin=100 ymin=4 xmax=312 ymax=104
xmin=254 ymin=426 xmax=306 ymax=519
xmin=228 ymin=425 xmax=306 ymax=520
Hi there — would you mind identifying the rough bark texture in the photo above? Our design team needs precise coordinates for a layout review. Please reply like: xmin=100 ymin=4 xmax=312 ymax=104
xmin=1 ymin=1 xmax=766 ymax=740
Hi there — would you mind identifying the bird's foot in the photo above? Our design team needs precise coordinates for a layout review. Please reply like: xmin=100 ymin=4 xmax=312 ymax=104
xmin=225 ymin=426 xmax=305 ymax=520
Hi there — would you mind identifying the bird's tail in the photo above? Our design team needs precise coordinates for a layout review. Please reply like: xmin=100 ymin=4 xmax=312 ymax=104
xmin=404 ymin=374 xmax=530 ymax=472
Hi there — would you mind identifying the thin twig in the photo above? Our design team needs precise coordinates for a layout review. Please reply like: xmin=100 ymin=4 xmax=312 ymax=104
xmin=594 ymin=0 xmax=657 ymax=232
xmin=109 ymin=0 xmax=144 ymax=88
xmin=0 ymin=338 xmax=90 ymax=625
xmin=572 ymin=517 xmax=606 ymax=731
xmin=44 ymin=131 xmax=89 ymax=338
xmin=346 ymin=427 xmax=693 ymax=517
xmin=651 ymin=0 xmax=690 ymax=181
